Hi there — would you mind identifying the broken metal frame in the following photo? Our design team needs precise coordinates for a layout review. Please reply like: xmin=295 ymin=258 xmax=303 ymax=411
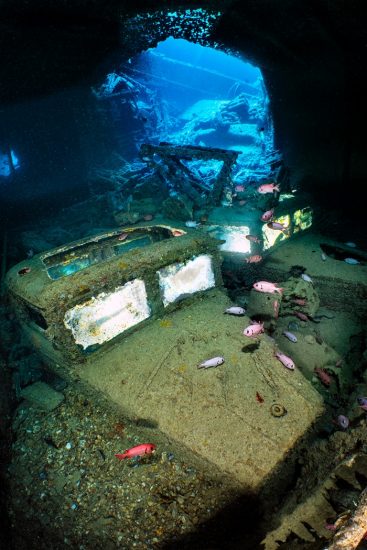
xmin=139 ymin=142 xmax=240 ymax=207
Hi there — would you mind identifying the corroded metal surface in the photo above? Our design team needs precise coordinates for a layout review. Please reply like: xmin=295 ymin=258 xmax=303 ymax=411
xmin=140 ymin=142 xmax=240 ymax=206
xmin=5 ymin=224 xmax=223 ymax=364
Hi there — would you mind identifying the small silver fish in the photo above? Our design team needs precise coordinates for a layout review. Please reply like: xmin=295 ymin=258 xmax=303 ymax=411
xmin=345 ymin=242 xmax=357 ymax=247
xmin=224 ymin=306 xmax=246 ymax=316
xmin=321 ymin=252 xmax=327 ymax=261
xmin=301 ymin=273 xmax=313 ymax=283
xmin=282 ymin=331 xmax=297 ymax=343
xmin=337 ymin=415 xmax=349 ymax=429
xmin=185 ymin=221 xmax=200 ymax=228
xmin=344 ymin=257 xmax=359 ymax=265
xmin=198 ymin=356 xmax=224 ymax=369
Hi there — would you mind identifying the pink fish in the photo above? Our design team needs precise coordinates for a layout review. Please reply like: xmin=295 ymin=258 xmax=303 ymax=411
xmin=115 ymin=443 xmax=156 ymax=460
xmin=18 ymin=267 xmax=31 ymax=276
xmin=253 ymin=281 xmax=283 ymax=295
xmin=294 ymin=311 xmax=308 ymax=321
xmin=314 ymin=367 xmax=332 ymax=386
xmin=243 ymin=321 xmax=264 ymax=337
xmin=257 ymin=183 xmax=280 ymax=194
xmin=267 ymin=221 xmax=288 ymax=231
xmin=234 ymin=184 xmax=245 ymax=192
xmin=357 ymin=397 xmax=367 ymax=410
xmin=275 ymin=351 xmax=295 ymax=370
xmin=118 ymin=233 xmax=128 ymax=241
xmin=245 ymin=255 xmax=263 ymax=264
xmin=246 ymin=234 xmax=261 ymax=244
xmin=171 ymin=229 xmax=186 ymax=237
xmin=260 ymin=209 xmax=274 ymax=222
xmin=291 ymin=298 xmax=307 ymax=306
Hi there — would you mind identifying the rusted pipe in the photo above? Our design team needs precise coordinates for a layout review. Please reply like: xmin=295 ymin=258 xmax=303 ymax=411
xmin=327 ymin=487 xmax=367 ymax=549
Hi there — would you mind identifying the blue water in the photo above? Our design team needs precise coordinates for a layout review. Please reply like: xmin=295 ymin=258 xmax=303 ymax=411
xmin=153 ymin=36 xmax=261 ymax=86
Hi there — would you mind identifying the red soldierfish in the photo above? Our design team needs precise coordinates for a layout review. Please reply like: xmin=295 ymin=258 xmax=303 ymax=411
xmin=267 ymin=221 xmax=287 ymax=231
xmin=245 ymin=255 xmax=263 ymax=264
xmin=275 ymin=351 xmax=295 ymax=370
xmin=243 ymin=321 xmax=264 ymax=337
xmin=115 ymin=443 xmax=156 ymax=460
xmin=18 ymin=267 xmax=31 ymax=276
xmin=260 ymin=209 xmax=274 ymax=222
xmin=314 ymin=367 xmax=332 ymax=386
xmin=234 ymin=184 xmax=245 ymax=192
xmin=257 ymin=183 xmax=280 ymax=194
xmin=246 ymin=234 xmax=261 ymax=244
xmin=294 ymin=311 xmax=308 ymax=321
xmin=253 ymin=281 xmax=284 ymax=295
xmin=291 ymin=298 xmax=307 ymax=306
xmin=171 ymin=229 xmax=186 ymax=237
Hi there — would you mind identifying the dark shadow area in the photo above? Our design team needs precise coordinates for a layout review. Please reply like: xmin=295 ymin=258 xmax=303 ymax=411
xmin=320 ymin=243 xmax=366 ymax=265
xmin=0 ymin=4 xmax=121 ymax=104
xmin=0 ymin=332 xmax=14 ymax=549
xmin=161 ymin=492 xmax=264 ymax=549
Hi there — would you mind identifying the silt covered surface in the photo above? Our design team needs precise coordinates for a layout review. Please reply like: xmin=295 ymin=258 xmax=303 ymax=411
xmin=79 ymin=288 xmax=323 ymax=489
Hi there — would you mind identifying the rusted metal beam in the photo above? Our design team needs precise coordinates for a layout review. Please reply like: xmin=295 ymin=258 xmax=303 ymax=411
xmin=327 ymin=487 xmax=367 ymax=550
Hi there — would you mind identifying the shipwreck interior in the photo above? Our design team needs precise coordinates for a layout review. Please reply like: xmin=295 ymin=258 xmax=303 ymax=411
xmin=1 ymin=2 xmax=367 ymax=549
